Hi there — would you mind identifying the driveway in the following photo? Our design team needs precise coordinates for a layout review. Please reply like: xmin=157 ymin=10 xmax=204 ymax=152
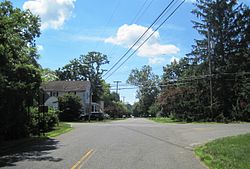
xmin=1 ymin=118 xmax=250 ymax=169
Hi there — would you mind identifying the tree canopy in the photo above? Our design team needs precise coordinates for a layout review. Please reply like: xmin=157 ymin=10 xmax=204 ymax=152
xmin=127 ymin=65 xmax=160 ymax=117
xmin=56 ymin=51 xmax=109 ymax=101
xmin=158 ymin=0 xmax=250 ymax=122
xmin=0 ymin=1 xmax=42 ymax=140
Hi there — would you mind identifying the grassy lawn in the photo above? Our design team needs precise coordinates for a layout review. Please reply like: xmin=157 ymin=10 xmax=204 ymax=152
xmin=149 ymin=117 xmax=248 ymax=124
xmin=149 ymin=117 xmax=184 ymax=123
xmin=45 ymin=122 xmax=73 ymax=138
xmin=195 ymin=133 xmax=250 ymax=169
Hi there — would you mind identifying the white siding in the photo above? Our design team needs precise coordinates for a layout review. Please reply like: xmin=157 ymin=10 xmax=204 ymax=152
xmin=44 ymin=90 xmax=90 ymax=113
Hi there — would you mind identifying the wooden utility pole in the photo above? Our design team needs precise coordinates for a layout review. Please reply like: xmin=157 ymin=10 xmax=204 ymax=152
xmin=208 ymin=28 xmax=213 ymax=118
xmin=114 ymin=80 xmax=121 ymax=94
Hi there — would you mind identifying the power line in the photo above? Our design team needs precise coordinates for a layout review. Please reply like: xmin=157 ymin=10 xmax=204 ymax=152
xmin=102 ymin=0 xmax=176 ymax=78
xmin=94 ymin=0 xmax=121 ymax=51
xmin=104 ymin=0 xmax=186 ymax=80
xmin=131 ymin=0 xmax=151 ymax=24
xmin=133 ymin=0 xmax=156 ymax=24
xmin=167 ymin=72 xmax=250 ymax=84
xmin=108 ymin=72 xmax=250 ymax=91
xmin=104 ymin=0 xmax=155 ymax=65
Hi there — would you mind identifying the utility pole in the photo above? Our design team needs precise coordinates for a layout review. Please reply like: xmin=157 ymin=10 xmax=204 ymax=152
xmin=208 ymin=28 xmax=213 ymax=119
xmin=114 ymin=80 xmax=121 ymax=94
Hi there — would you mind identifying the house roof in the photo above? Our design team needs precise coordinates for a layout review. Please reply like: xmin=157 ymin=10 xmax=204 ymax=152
xmin=41 ymin=81 xmax=91 ymax=92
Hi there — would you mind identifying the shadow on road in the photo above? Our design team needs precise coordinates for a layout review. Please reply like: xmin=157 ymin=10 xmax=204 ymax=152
xmin=0 ymin=138 xmax=62 ymax=167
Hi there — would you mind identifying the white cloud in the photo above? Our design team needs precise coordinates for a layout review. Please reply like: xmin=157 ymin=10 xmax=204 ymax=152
xmin=104 ymin=24 xmax=180 ymax=64
xmin=149 ymin=57 xmax=166 ymax=65
xmin=70 ymin=35 xmax=104 ymax=42
xmin=105 ymin=24 xmax=157 ymax=47
xmin=138 ymin=43 xmax=179 ymax=57
xmin=23 ymin=0 xmax=76 ymax=30
xmin=37 ymin=45 xmax=44 ymax=51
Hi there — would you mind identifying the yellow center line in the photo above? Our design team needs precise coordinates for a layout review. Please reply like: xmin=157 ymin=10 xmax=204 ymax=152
xmin=77 ymin=150 xmax=95 ymax=169
xmin=70 ymin=149 xmax=94 ymax=169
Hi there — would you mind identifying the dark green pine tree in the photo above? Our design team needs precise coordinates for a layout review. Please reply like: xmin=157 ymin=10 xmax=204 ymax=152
xmin=190 ymin=0 xmax=250 ymax=120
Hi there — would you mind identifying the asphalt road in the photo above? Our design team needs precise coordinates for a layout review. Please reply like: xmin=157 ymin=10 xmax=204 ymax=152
xmin=1 ymin=118 xmax=250 ymax=169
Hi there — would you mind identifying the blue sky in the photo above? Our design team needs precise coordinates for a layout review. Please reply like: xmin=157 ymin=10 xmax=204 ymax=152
xmin=10 ymin=0 xmax=250 ymax=104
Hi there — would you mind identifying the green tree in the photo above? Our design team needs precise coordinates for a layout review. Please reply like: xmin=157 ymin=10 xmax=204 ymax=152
xmin=148 ymin=103 xmax=161 ymax=117
xmin=41 ymin=68 xmax=59 ymax=82
xmin=58 ymin=94 xmax=82 ymax=121
xmin=132 ymin=102 xmax=143 ymax=117
xmin=0 ymin=1 xmax=41 ymax=140
xmin=190 ymin=0 xmax=250 ymax=120
xmin=56 ymin=59 xmax=84 ymax=81
xmin=101 ymin=81 xmax=131 ymax=118
xmin=56 ymin=52 xmax=109 ymax=101
xmin=105 ymin=101 xmax=129 ymax=118
xmin=127 ymin=65 xmax=160 ymax=116
xmin=158 ymin=0 xmax=250 ymax=122
xmin=125 ymin=103 xmax=133 ymax=116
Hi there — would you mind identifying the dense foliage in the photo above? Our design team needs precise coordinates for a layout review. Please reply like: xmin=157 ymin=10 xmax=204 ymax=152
xmin=102 ymin=81 xmax=131 ymax=118
xmin=0 ymin=1 xmax=42 ymax=140
xmin=127 ymin=65 xmax=160 ymax=117
xmin=41 ymin=68 xmax=59 ymax=82
xmin=56 ymin=52 xmax=109 ymax=102
xmin=58 ymin=94 xmax=82 ymax=121
xmin=29 ymin=107 xmax=59 ymax=135
xmin=158 ymin=0 xmax=250 ymax=122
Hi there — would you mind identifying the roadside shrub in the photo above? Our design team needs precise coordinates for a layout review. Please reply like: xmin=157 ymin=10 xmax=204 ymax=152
xmin=105 ymin=101 xmax=129 ymax=118
xmin=58 ymin=94 xmax=82 ymax=121
xmin=29 ymin=107 xmax=59 ymax=135
xmin=242 ymin=104 xmax=250 ymax=122
xmin=214 ymin=113 xmax=225 ymax=122
xmin=148 ymin=103 xmax=160 ymax=117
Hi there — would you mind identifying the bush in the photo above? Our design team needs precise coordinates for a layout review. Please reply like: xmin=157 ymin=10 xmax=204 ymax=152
xmin=148 ymin=103 xmax=160 ymax=117
xmin=58 ymin=94 xmax=82 ymax=121
xmin=214 ymin=113 xmax=225 ymax=122
xmin=105 ymin=101 xmax=129 ymax=118
xmin=29 ymin=107 xmax=59 ymax=135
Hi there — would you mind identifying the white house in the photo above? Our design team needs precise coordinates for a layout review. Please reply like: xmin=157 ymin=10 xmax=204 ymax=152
xmin=41 ymin=81 xmax=91 ymax=113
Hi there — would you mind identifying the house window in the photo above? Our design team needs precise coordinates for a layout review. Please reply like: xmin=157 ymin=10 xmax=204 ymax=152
xmin=51 ymin=92 xmax=57 ymax=97
xmin=67 ymin=91 xmax=76 ymax=95
xmin=85 ymin=91 xmax=89 ymax=100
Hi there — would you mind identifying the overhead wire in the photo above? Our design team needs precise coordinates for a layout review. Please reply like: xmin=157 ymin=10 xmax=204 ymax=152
xmin=104 ymin=0 xmax=186 ymax=80
xmin=93 ymin=0 xmax=121 ymax=51
xmin=105 ymin=0 xmax=156 ymax=65
xmin=102 ymin=0 xmax=176 ymax=78
xmin=130 ymin=0 xmax=151 ymax=24
xmin=133 ymin=0 xmax=156 ymax=24
xmin=109 ymin=72 xmax=250 ymax=90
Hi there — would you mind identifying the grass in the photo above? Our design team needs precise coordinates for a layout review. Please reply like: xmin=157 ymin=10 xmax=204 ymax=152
xmin=149 ymin=117 xmax=184 ymax=123
xmin=149 ymin=117 xmax=248 ymax=124
xmin=195 ymin=133 xmax=250 ymax=169
xmin=45 ymin=122 xmax=73 ymax=138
